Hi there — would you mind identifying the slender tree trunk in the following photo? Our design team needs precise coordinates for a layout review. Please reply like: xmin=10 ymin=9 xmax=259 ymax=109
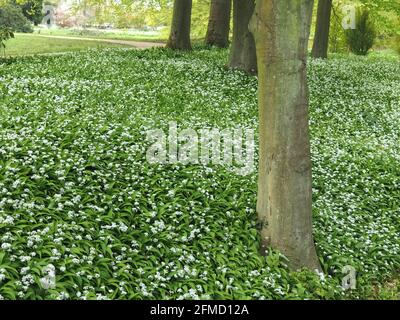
xmin=166 ymin=0 xmax=193 ymax=50
xmin=228 ymin=0 xmax=257 ymax=74
xmin=205 ymin=0 xmax=232 ymax=48
xmin=250 ymin=0 xmax=321 ymax=271
xmin=312 ymin=0 xmax=332 ymax=59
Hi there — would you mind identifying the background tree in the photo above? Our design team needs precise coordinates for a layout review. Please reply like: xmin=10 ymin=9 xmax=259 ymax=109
xmin=0 ymin=3 xmax=33 ymax=32
xmin=228 ymin=0 xmax=256 ymax=74
xmin=205 ymin=0 xmax=231 ymax=48
xmin=250 ymin=0 xmax=321 ymax=271
xmin=359 ymin=0 xmax=400 ymax=35
xmin=312 ymin=0 xmax=332 ymax=58
xmin=166 ymin=0 xmax=192 ymax=50
xmin=14 ymin=0 xmax=43 ymax=25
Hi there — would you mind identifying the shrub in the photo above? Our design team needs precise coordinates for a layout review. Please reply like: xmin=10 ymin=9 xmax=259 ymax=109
xmin=0 ymin=26 xmax=14 ymax=54
xmin=0 ymin=4 xmax=33 ymax=33
xmin=345 ymin=9 xmax=376 ymax=55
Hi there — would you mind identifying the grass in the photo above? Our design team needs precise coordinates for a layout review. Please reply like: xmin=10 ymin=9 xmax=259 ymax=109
xmin=0 ymin=47 xmax=399 ymax=300
xmin=34 ymin=27 xmax=166 ymax=43
xmin=2 ymin=34 xmax=131 ymax=57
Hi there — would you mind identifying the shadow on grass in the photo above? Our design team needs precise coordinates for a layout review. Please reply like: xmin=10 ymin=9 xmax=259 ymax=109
xmin=0 ymin=56 xmax=20 ymax=65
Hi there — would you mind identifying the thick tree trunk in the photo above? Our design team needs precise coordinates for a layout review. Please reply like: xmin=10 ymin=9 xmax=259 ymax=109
xmin=250 ymin=0 xmax=321 ymax=271
xmin=311 ymin=0 xmax=332 ymax=59
xmin=205 ymin=0 xmax=232 ymax=48
xmin=228 ymin=0 xmax=257 ymax=74
xmin=166 ymin=0 xmax=193 ymax=50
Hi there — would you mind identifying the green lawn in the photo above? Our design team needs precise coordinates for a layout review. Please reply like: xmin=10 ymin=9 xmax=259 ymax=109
xmin=3 ymin=34 xmax=131 ymax=57
xmin=0 ymin=48 xmax=399 ymax=300
xmin=34 ymin=27 xmax=166 ymax=42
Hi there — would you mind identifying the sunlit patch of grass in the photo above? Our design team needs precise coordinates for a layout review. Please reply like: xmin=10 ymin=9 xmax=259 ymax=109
xmin=3 ymin=34 xmax=131 ymax=57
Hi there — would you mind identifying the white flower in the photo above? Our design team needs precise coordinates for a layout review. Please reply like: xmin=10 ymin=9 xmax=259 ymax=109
xmin=39 ymin=276 xmax=56 ymax=290
xmin=1 ymin=243 xmax=11 ymax=250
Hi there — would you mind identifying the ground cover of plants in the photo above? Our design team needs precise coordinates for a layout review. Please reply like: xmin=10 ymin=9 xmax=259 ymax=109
xmin=0 ymin=47 xmax=399 ymax=300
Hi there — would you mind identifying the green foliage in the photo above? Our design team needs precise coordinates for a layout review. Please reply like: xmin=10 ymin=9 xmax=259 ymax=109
xmin=72 ymin=0 xmax=173 ymax=29
xmin=73 ymin=0 xmax=211 ymax=40
xmin=14 ymin=0 xmax=44 ymax=26
xmin=0 ymin=47 xmax=399 ymax=299
xmin=358 ymin=0 xmax=400 ymax=36
xmin=329 ymin=3 xmax=348 ymax=53
xmin=345 ymin=8 xmax=376 ymax=55
xmin=191 ymin=0 xmax=210 ymax=39
xmin=327 ymin=1 xmax=399 ymax=53
xmin=0 ymin=4 xmax=33 ymax=33
xmin=0 ymin=26 xmax=14 ymax=53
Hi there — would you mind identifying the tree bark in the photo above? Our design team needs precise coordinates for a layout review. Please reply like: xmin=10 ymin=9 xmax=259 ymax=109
xmin=166 ymin=0 xmax=193 ymax=50
xmin=228 ymin=0 xmax=257 ymax=74
xmin=250 ymin=0 xmax=321 ymax=271
xmin=312 ymin=0 xmax=332 ymax=59
xmin=205 ymin=0 xmax=232 ymax=48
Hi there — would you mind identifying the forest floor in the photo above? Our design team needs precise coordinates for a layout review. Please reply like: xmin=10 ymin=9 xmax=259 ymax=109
xmin=0 ymin=47 xmax=399 ymax=300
